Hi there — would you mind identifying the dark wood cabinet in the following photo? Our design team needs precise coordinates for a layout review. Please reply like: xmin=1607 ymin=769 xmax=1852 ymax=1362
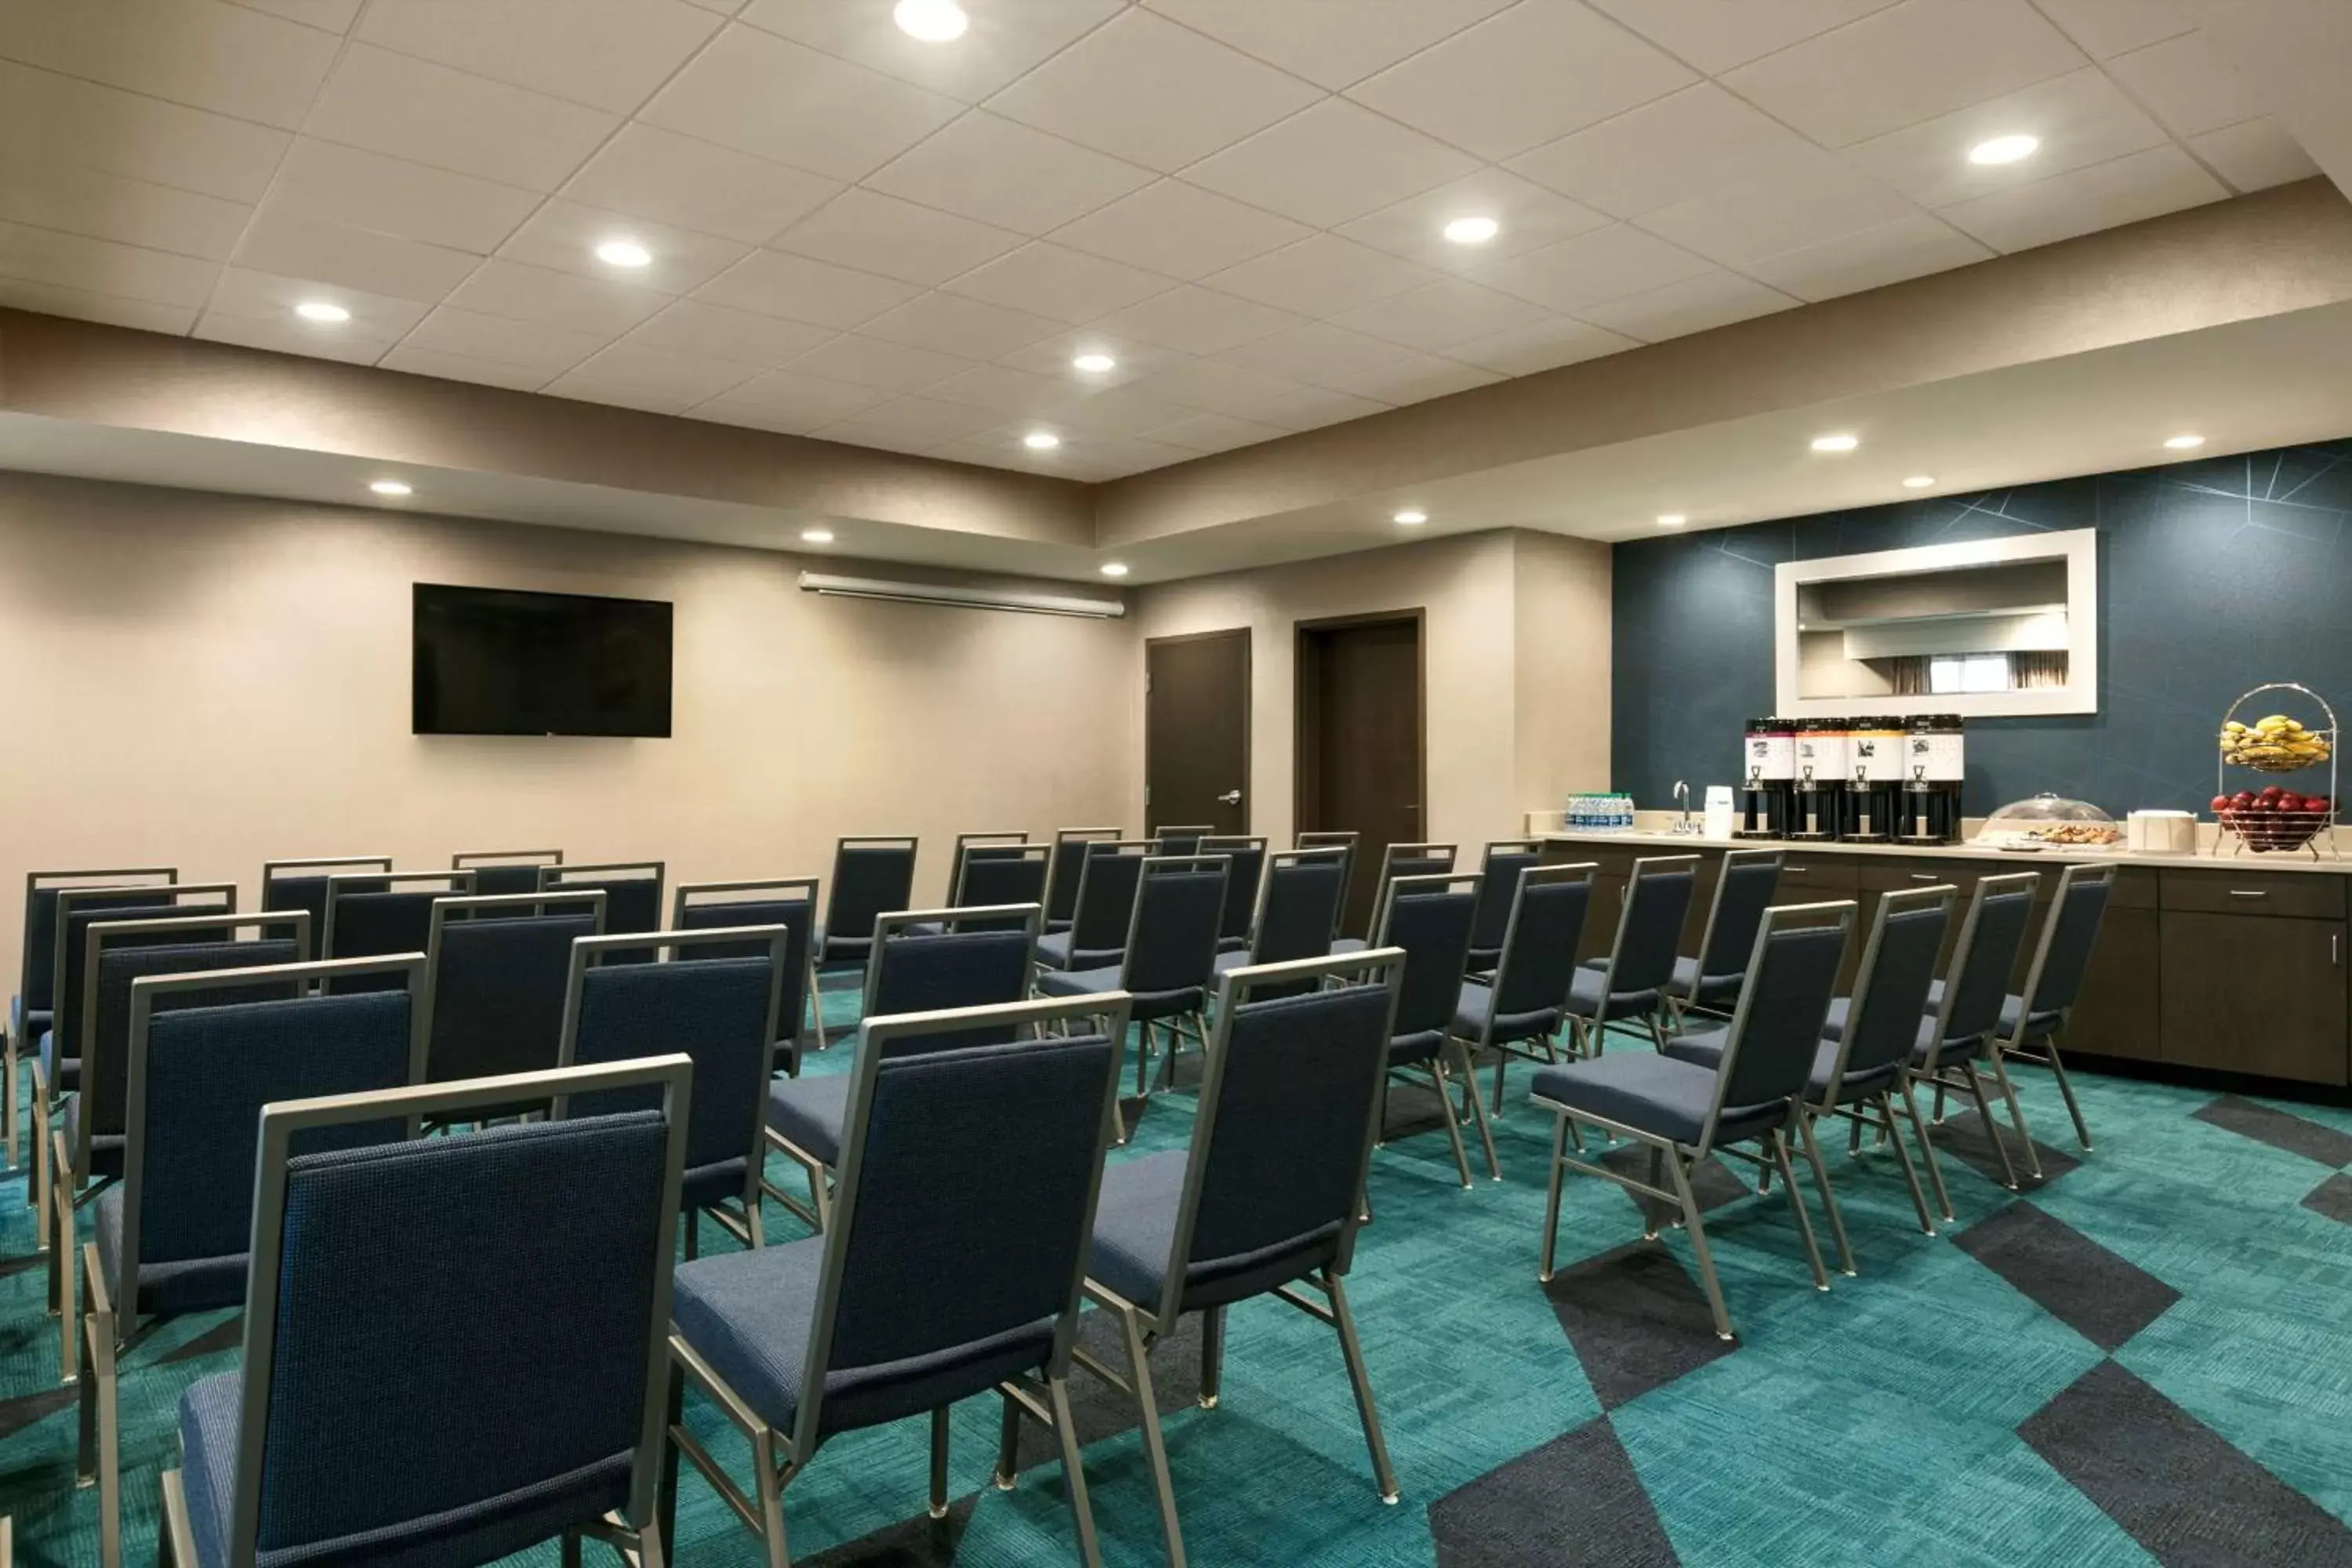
xmin=2067 ymin=907 xmax=2161 ymax=1061
xmin=2158 ymin=910 xmax=2348 ymax=1084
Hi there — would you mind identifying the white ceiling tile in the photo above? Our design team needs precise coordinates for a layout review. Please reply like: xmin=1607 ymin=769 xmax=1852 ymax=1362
xmin=1347 ymin=2 xmax=1699 ymax=162
xmin=1328 ymin=276 xmax=1555 ymax=352
xmin=1938 ymin=143 xmax=2226 ymax=252
xmin=985 ymin=9 xmax=1321 ymax=174
xmin=1143 ymin=0 xmax=1515 ymax=91
xmin=495 ymin=201 xmax=750 ymax=294
xmin=1740 ymin=211 xmax=1991 ymax=301
xmin=929 ymin=429 xmax=1080 ymax=473
xmin=232 ymin=209 xmax=483 ymax=303
xmin=859 ymin=291 xmax=1066 ymax=360
xmin=1467 ymin=223 xmax=1715 ymax=313
xmin=2029 ymin=0 xmax=2196 ymax=60
xmin=692 ymin=249 xmax=922 ymax=327
xmin=1587 ymin=0 xmax=1900 ymax=74
xmin=195 ymin=310 xmax=398 ymax=365
xmin=863 ymin=111 xmax=1156 ymax=235
xmin=2100 ymin=31 xmax=2266 ymax=140
xmin=378 ymin=345 xmax=552 ymax=390
xmin=678 ymin=0 xmax=747 ymax=12
xmin=230 ymin=0 xmax=364 ymax=31
xmin=1182 ymin=99 xmax=1480 ymax=230
xmin=739 ymin=0 xmax=1120 ymax=103
xmin=995 ymin=328 xmax=1183 ymax=384
xmin=637 ymin=24 xmax=963 ymax=180
xmin=0 ymin=161 xmax=249 ymax=260
xmin=544 ymin=339 xmax=762 ymax=412
xmin=0 ymin=60 xmax=291 ymax=205
xmin=1121 ymin=354 xmax=1304 ymax=412
xmin=0 ymin=222 xmax=221 ymax=307
xmin=1244 ymin=383 xmax=1393 ymax=430
xmin=1040 ymin=386 xmax=1201 ymax=438
xmin=1505 ymin=85 xmax=1817 ymax=221
xmin=702 ymin=367 xmax=891 ymax=424
xmin=1047 ymin=437 xmax=1200 ymax=480
xmin=1327 ymin=352 xmax=1500 ymax=404
xmin=923 ymin=362 xmax=1077 ymax=416
xmin=814 ymin=395 xmax=1004 ymax=448
xmin=1201 ymin=233 xmax=1438 ymax=315
xmin=1334 ymin=169 xmax=1610 ymax=271
xmin=263 ymin=139 xmax=540 ymax=255
xmin=305 ymin=43 xmax=620 ymax=190
xmin=785 ymin=332 xmax=976 ymax=392
xmin=1218 ymin=321 xmax=1422 ymax=389
xmin=0 ymin=0 xmax=339 ymax=129
xmin=1574 ymin=270 xmax=1799 ymax=341
xmin=771 ymin=188 xmax=1025 ymax=286
xmin=354 ymin=0 xmax=721 ymax=114
xmin=1722 ymin=0 xmax=2088 ymax=148
xmin=1446 ymin=314 xmax=1636 ymax=375
xmin=205 ymin=266 xmax=433 ymax=336
xmin=944 ymin=241 xmax=1178 ymax=324
xmin=401 ymin=304 xmax=609 ymax=371
xmin=623 ymin=298 xmax=836 ymax=365
xmin=561 ymin=125 xmax=843 ymax=247
xmin=2191 ymin=118 xmax=2322 ymax=194
xmin=1633 ymin=150 xmax=1920 ymax=268
xmin=1841 ymin=67 xmax=2169 ymax=209
xmin=1049 ymin=180 xmax=1312 ymax=281
xmin=0 ymin=278 xmax=198 ymax=334
xmin=1088 ymin=284 xmax=1303 ymax=354
xmin=1143 ymin=410 xmax=1293 ymax=453
xmin=443 ymin=257 xmax=672 ymax=333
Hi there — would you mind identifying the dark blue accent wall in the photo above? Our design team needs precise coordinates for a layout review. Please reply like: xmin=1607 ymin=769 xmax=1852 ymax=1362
xmin=1610 ymin=437 xmax=2352 ymax=818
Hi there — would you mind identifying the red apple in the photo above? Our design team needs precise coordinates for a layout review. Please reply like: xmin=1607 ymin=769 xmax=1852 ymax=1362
xmin=2212 ymin=795 xmax=2232 ymax=813
xmin=2260 ymin=785 xmax=2286 ymax=803
xmin=2234 ymin=790 xmax=2257 ymax=807
xmin=2278 ymin=793 xmax=2305 ymax=812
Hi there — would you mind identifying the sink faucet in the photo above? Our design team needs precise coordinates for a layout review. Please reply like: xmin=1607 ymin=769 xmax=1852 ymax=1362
xmin=1673 ymin=779 xmax=1693 ymax=833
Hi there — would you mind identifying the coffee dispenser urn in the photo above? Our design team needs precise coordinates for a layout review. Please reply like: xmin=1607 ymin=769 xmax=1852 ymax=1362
xmin=1737 ymin=717 xmax=1795 ymax=840
xmin=1790 ymin=720 xmax=1848 ymax=841
xmin=1900 ymin=713 xmax=1966 ymax=844
xmin=1842 ymin=717 xmax=1904 ymax=843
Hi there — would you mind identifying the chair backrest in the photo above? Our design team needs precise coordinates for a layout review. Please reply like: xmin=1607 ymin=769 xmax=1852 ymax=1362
xmin=56 ymin=884 xmax=236 ymax=1061
xmin=220 ymin=1058 xmax=691 ymax=1568
xmin=794 ymin=993 xmax=1128 ymax=1452
xmin=1373 ymin=874 xmax=1480 ymax=1040
xmin=1247 ymin=847 xmax=1349 ymax=967
xmin=1141 ymin=952 xmax=1404 ymax=1323
xmin=452 ymin=849 xmax=564 ymax=902
xmin=1467 ymin=840 xmax=1541 ymax=953
xmin=561 ymin=927 xmax=786 ymax=1190
xmin=951 ymin=843 xmax=1051 ymax=927
xmin=1045 ymin=827 xmax=1123 ymax=925
xmin=866 ymin=907 xmax=1042 ymax=1055
xmin=1067 ymin=840 xmax=1151 ymax=957
xmin=1377 ymin=842 xmax=1457 ymax=891
xmin=1295 ymin=830 xmax=1360 ymax=938
xmin=1700 ymin=903 xmax=1855 ymax=1149
xmin=1200 ymin=836 xmax=1268 ymax=944
xmin=541 ymin=862 xmax=665 ymax=963
xmin=1824 ymin=886 xmax=1955 ymax=1097
xmin=822 ymin=837 xmax=919 ymax=947
xmin=948 ymin=833 xmax=1025 ymax=896
xmin=1693 ymin=848 xmax=1784 ymax=982
xmin=423 ymin=891 xmax=606 ymax=1083
xmin=324 ymin=871 xmax=475 ymax=982
xmin=1120 ymin=856 xmax=1229 ymax=995
xmin=117 ymin=956 xmax=428 ymax=1313
xmin=2018 ymin=864 xmax=2116 ymax=1022
xmin=259 ymin=858 xmax=390 ymax=949
xmin=1489 ymin=864 xmax=1595 ymax=1021
xmin=1931 ymin=872 xmax=2042 ymax=1049
xmin=1592 ymin=855 xmax=1700 ymax=1001
xmin=1152 ymin=825 xmax=1213 ymax=856
xmin=20 ymin=867 xmax=177 ymax=1016
xmin=671 ymin=878 xmax=818 ymax=1051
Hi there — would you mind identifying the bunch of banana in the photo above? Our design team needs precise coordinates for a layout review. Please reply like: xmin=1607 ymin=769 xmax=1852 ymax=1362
xmin=2220 ymin=714 xmax=2333 ymax=768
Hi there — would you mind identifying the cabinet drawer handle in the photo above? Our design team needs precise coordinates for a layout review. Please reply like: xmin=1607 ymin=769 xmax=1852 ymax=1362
xmin=1908 ymin=873 xmax=1938 ymax=881
xmin=2228 ymin=889 xmax=2269 ymax=899
xmin=2336 ymin=932 xmax=2342 ymax=968
xmin=1785 ymin=866 xmax=1809 ymax=875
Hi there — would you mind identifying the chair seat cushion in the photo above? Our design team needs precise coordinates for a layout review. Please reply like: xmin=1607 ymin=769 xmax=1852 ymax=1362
xmin=37 ymin=1028 xmax=78 ymax=1093
xmin=1824 ymin=996 xmax=1982 ymax=1069
xmin=1087 ymin=1149 xmax=1185 ymax=1310
xmin=767 ymin=1076 xmax=851 ymax=1167
xmin=681 ymin=1156 xmax=748 ymax=1214
xmin=1922 ymin=981 xmax=2047 ymax=1040
xmin=1661 ymin=954 xmax=1744 ymax=1006
xmin=1452 ymin=980 xmax=1560 ymax=1047
xmin=63 ymin=1096 xmax=124 ymax=1181
xmin=1532 ymin=1051 xmax=1793 ymax=1147
xmin=1465 ymin=946 xmax=1500 ymax=973
xmin=1035 ymin=965 xmax=1122 ymax=998
xmin=1566 ymin=966 xmax=1661 ymax=1025
xmin=1387 ymin=1029 xmax=1446 ymax=1067
xmin=96 ymin=1186 xmax=244 ymax=1318
xmin=1216 ymin=935 xmax=1247 ymax=954
xmin=1664 ymin=1027 xmax=1888 ymax=1105
xmin=1035 ymin=931 xmax=1073 ymax=969
xmin=1329 ymin=936 xmax=1367 ymax=956
xmin=180 ymin=1371 xmax=241 ymax=1568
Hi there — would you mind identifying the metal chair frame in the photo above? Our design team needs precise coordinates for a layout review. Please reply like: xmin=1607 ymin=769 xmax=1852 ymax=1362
xmin=1149 ymin=825 xmax=1214 ymax=854
xmin=539 ymin=861 xmax=668 ymax=951
xmin=814 ymin=837 xmax=918 ymax=971
xmin=1910 ymin=872 xmax=2046 ymax=1198
xmin=1370 ymin=873 xmax=1495 ymax=1186
xmin=452 ymin=848 xmax=564 ymax=871
xmin=1669 ymin=848 xmax=1785 ymax=1025
xmin=1228 ymin=845 xmax=1349 ymax=967
xmin=1044 ymin=828 xmax=1123 ymax=932
xmin=1045 ymin=840 xmax=1151 ymax=972
xmin=13 ymin=868 xmax=180 ymax=1174
xmin=1991 ymin=862 xmax=2114 ymax=1167
xmin=1569 ymin=854 xmax=1700 ymax=1057
xmin=1294 ymin=831 xmax=1359 ymax=942
xmin=321 ymin=869 xmax=475 ymax=960
xmin=1465 ymin=840 xmax=1542 ymax=971
xmin=1457 ymin=863 xmax=1595 ymax=1117
xmin=422 ymin=890 xmax=608 ymax=1093
xmin=1098 ymin=855 xmax=1231 ymax=1098
xmin=1197 ymin=835 xmax=1269 ymax=946
xmin=672 ymin=877 xmax=824 ymax=1066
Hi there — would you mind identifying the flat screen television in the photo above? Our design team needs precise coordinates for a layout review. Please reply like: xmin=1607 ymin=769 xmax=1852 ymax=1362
xmin=412 ymin=583 xmax=673 ymax=737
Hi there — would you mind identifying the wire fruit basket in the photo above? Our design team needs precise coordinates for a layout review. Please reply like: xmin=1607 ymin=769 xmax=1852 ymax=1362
xmin=2214 ymin=681 xmax=2338 ymax=858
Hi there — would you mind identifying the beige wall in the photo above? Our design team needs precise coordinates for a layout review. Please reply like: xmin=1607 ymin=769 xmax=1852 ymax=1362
xmin=0 ymin=471 xmax=1131 ymax=981
xmin=1512 ymin=529 xmax=1614 ymax=820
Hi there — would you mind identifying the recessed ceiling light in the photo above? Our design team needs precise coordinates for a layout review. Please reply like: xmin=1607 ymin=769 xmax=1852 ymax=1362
xmin=1968 ymin=133 xmax=2041 ymax=166
xmin=1392 ymin=509 xmax=1428 ymax=524
xmin=893 ymin=0 xmax=967 ymax=41
xmin=1023 ymin=431 xmax=1062 ymax=451
xmin=2164 ymin=433 xmax=2206 ymax=450
xmin=1657 ymin=514 xmax=1686 ymax=528
xmin=1810 ymin=433 xmax=1860 ymax=453
xmin=1903 ymin=475 xmax=1936 ymax=489
xmin=800 ymin=528 xmax=834 ymax=543
xmin=1072 ymin=352 xmax=1116 ymax=373
xmin=294 ymin=300 xmax=350 ymax=324
xmin=368 ymin=479 xmax=412 ymax=497
xmin=594 ymin=238 xmax=652 ymax=268
xmin=1442 ymin=216 xmax=1501 ymax=245
xmin=1099 ymin=562 xmax=1129 ymax=578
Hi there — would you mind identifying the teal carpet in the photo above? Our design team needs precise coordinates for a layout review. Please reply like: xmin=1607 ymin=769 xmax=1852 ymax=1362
xmin=7 ymin=986 xmax=2352 ymax=1567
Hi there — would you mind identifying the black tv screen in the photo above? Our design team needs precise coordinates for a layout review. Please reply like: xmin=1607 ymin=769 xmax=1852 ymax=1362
xmin=412 ymin=583 xmax=672 ymax=737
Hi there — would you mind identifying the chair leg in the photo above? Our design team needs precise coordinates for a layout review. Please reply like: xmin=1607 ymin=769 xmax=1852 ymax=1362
xmin=85 ymin=1285 xmax=120 ymax=1568
xmin=1136 ymin=1021 xmax=1156 ymax=1099
xmin=752 ymin=1425 xmax=792 ymax=1568
xmin=1665 ymin=1150 xmax=1735 ymax=1341
xmin=3 ymin=1026 xmax=16 ymax=1173
xmin=1424 ymin=1062 xmax=1473 ymax=1189
xmin=1451 ymin=1040 xmax=1503 ymax=1180
xmin=1113 ymin=1305 xmax=1185 ymax=1568
xmin=1323 ymin=1271 xmax=1399 ymax=1504
xmin=1199 ymin=1305 xmax=1224 ymax=1410
xmin=994 ymin=1391 xmax=1022 ymax=1489
xmin=32 ymin=1071 xmax=51 ymax=1250
xmin=561 ymin=1534 xmax=583 ymax=1568
xmin=1897 ymin=1076 xmax=1955 ymax=1221
xmin=929 ymin=1406 xmax=950 ymax=1519
xmin=56 ymin=1142 xmax=78 ymax=1381
xmin=1987 ymin=1051 xmax=2044 ymax=1181
xmin=1795 ymin=1112 xmax=1856 ymax=1278
xmin=1537 ymin=1115 xmax=1570 ymax=1282
xmin=1875 ymin=1093 xmax=1937 ymax=1236
xmin=1048 ymin=1374 xmax=1105 ymax=1568
xmin=2043 ymin=1033 xmax=2093 ymax=1151
xmin=1768 ymin=1123 xmax=1830 ymax=1293
xmin=1641 ymin=1146 xmax=1664 ymax=1240
xmin=1958 ymin=1065 xmax=2020 ymax=1190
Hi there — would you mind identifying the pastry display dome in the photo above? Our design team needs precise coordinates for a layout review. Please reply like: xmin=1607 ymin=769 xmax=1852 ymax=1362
xmin=1974 ymin=793 xmax=2121 ymax=849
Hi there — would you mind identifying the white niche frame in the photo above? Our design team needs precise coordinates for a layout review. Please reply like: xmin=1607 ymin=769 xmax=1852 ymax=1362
xmin=1774 ymin=528 xmax=2099 ymax=720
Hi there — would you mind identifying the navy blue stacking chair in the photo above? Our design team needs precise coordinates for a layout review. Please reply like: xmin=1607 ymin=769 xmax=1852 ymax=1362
xmin=1532 ymin=902 xmax=1856 ymax=1341
xmin=82 ymin=954 xmax=425 ymax=1568
xmin=1331 ymin=844 xmax=1456 ymax=956
xmin=813 ymin=837 xmax=918 ymax=972
xmin=1151 ymin=824 xmax=1213 ymax=856
xmin=542 ymin=860 xmax=665 ymax=964
xmin=673 ymin=877 xmax=821 ymax=1070
xmin=14 ymin=868 xmax=178 ymax=1171
xmin=1035 ymin=839 xmax=1148 ymax=971
xmin=1370 ymin=874 xmax=1491 ymax=1185
xmin=914 ymin=839 xmax=1051 ymax=936
xmin=1199 ymin=835 xmax=1266 ymax=953
xmin=666 ymin=993 xmax=1129 ymax=1568
xmin=1045 ymin=827 xmax=1123 ymax=935
xmin=452 ymin=849 xmax=564 ymax=913
xmin=1294 ymin=829 xmax=1359 ymax=943
xmin=1653 ymin=848 xmax=1783 ymax=1020
xmin=423 ymin=890 xmax=606 ymax=1087
xmin=1464 ymin=840 xmax=1542 ymax=972
xmin=1564 ymin=855 xmax=1699 ymax=1056
xmin=1453 ymin=864 xmax=1594 ymax=1116
xmin=1081 ymin=951 xmax=1406 ymax=1566
xmin=1037 ymin=856 xmax=1229 ymax=1098
xmin=158 ymin=1054 xmax=692 ymax=1568
xmin=767 ymin=906 xmax=1043 ymax=1232
xmin=322 ymin=869 xmax=475 ymax=988
xmin=561 ymin=926 xmax=788 ymax=1250
xmin=1213 ymin=846 xmax=1348 ymax=985
xmin=1987 ymin=862 xmax=2114 ymax=1165
xmin=258 ymin=857 xmax=390 ymax=956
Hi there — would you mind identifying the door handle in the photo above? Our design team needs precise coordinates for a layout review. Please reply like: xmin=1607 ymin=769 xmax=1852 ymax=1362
xmin=1218 ymin=789 xmax=1243 ymax=805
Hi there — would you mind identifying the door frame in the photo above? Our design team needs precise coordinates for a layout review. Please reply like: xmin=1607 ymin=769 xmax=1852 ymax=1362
xmin=1145 ymin=626 xmax=1253 ymax=833
xmin=1293 ymin=608 xmax=1428 ymax=838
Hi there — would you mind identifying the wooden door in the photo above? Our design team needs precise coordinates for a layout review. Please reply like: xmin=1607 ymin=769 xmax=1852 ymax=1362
xmin=2159 ymin=912 xmax=2349 ymax=1084
xmin=1145 ymin=630 xmax=1251 ymax=839
xmin=1298 ymin=614 xmax=1425 ymax=938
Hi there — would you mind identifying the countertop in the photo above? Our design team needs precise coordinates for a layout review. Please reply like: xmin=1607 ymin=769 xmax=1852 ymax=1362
xmin=1533 ymin=827 xmax=2352 ymax=876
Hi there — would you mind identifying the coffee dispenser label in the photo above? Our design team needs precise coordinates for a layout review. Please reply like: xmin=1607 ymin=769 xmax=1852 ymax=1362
xmin=1908 ymin=732 xmax=1965 ymax=782
xmin=1746 ymin=734 xmax=1795 ymax=780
